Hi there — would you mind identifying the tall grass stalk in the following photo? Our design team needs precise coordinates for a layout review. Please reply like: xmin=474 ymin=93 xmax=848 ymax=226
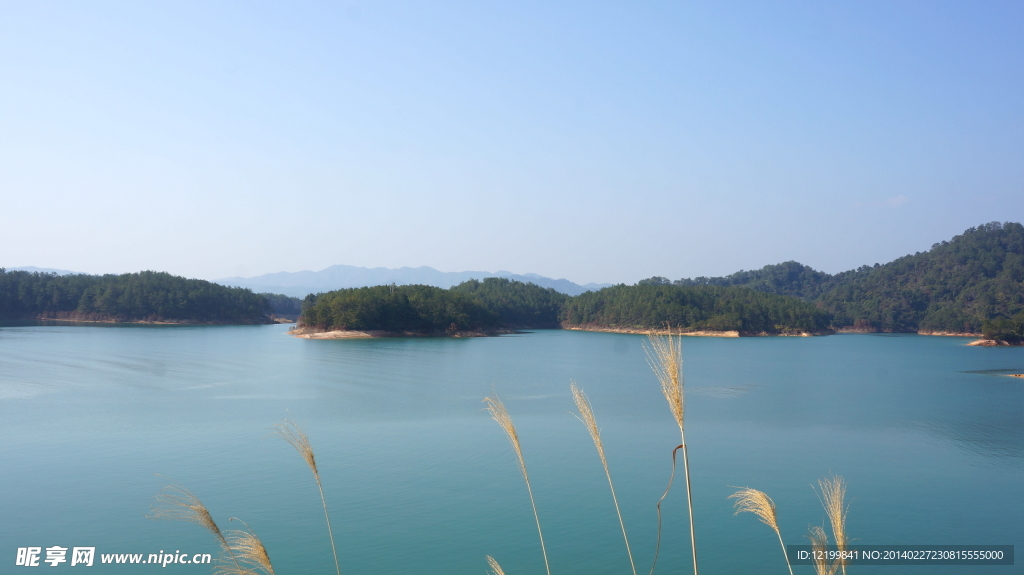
xmin=484 ymin=393 xmax=551 ymax=575
xmin=271 ymin=419 xmax=341 ymax=575
xmin=149 ymin=484 xmax=240 ymax=570
xmin=571 ymin=381 xmax=637 ymax=575
xmin=644 ymin=331 xmax=698 ymax=575
xmin=816 ymin=475 xmax=849 ymax=575
xmin=728 ymin=487 xmax=794 ymax=575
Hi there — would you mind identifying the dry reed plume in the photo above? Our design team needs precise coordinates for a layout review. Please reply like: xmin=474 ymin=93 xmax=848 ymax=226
xmin=816 ymin=475 xmax=849 ymax=575
xmin=571 ymin=381 xmax=637 ymax=575
xmin=643 ymin=331 xmax=698 ymax=575
xmin=728 ymin=487 xmax=794 ymax=575
xmin=808 ymin=525 xmax=839 ymax=575
xmin=216 ymin=519 xmax=275 ymax=575
xmin=271 ymin=419 xmax=341 ymax=575
xmin=486 ymin=555 xmax=507 ymax=575
xmin=149 ymin=484 xmax=240 ymax=569
xmin=484 ymin=393 xmax=551 ymax=575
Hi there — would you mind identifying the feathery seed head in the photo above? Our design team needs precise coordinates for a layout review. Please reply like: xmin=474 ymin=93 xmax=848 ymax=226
xmin=571 ymin=381 xmax=607 ymax=465
xmin=218 ymin=521 xmax=274 ymax=575
xmin=271 ymin=419 xmax=318 ymax=478
xmin=484 ymin=394 xmax=526 ymax=477
xmin=817 ymin=475 xmax=848 ymax=550
xmin=149 ymin=484 xmax=229 ymax=550
xmin=643 ymin=331 xmax=685 ymax=432
xmin=817 ymin=475 xmax=849 ymax=575
xmin=808 ymin=525 xmax=838 ymax=575
xmin=486 ymin=555 xmax=506 ymax=575
xmin=729 ymin=487 xmax=780 ymax=533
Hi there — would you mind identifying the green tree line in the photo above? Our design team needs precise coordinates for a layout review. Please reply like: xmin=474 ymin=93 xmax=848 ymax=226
xmin=260 ymin=293 xmax=303 ymax=318
xmin=300 ymin=284 xmax=501 ymax=333
xmin=0 ymin=269 xmax=272 ymax=323
xmin=561 ymin=284 xmax=831 ymax=333
xmin=647 ymin=222 xmax=1024 ymax=336
xmin=300 ymin=277 xmax=827 ymax=334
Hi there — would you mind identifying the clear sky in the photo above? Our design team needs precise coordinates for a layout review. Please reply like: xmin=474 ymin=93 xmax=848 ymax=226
xmin=2 ymin=1 xmax=1022 ymax=285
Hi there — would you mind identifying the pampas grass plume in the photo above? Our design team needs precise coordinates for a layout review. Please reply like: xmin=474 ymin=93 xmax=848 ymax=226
xmin=729 ymin=487 xmax=794 ymax=575
xmin=486 ymin=555 xmax=507 ymax=575
xmin=571 ymin=381 xmax=637 ymax=575
xmin=271 ymin=419 xmax=341 ymax=575
xmin=217 ymin=519 xmax=274 ymax=575
xmin=484 ymin=393 xmax=551 ymax=575
xmin=149 ymin=484 xmax=238 ymax=568
xmin=816 ymin=475 xmax=849 ymax=575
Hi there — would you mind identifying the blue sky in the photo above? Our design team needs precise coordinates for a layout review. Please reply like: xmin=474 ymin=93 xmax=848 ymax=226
xmin=2 ymin=1 xmax=1022 ymax=284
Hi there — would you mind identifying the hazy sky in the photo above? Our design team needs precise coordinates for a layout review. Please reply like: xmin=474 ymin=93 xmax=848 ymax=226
xmin=2 ymin=1 xmax=1022 ymax=284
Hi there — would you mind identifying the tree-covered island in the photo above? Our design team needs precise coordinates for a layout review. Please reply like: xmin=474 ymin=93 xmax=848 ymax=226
xmin=294 ymin=278 xmax=566 ymax=336
xmin=294 ymin=277 xmax=829 ymax=337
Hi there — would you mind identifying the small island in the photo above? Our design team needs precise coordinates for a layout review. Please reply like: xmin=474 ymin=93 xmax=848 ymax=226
xmin=293 ymin=279 xmax=565 ymax=338
xmin=292 ymin=279 xmax=834 ymax=338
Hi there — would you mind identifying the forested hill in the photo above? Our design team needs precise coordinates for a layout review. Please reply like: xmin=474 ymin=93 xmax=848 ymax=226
xmin=300 ymin=284 xmax=500 ymax=333
xmin=0 ymin=270 xmax=272 ymax=324
xmin=451 ymin=278 xmax=567 ymax=328
xmin=561 ymin=284 xmax=832 ymax=334
xmin=645 ymin=222 xmax=1024 ymax=334
xmin=299 ymin=278 xmax=566 ymax=333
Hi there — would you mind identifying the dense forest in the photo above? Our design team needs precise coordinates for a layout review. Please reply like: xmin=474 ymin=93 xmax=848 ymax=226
xmin=644 ymin=222 xmax=1024 ymax=336
xmin=260 ymin=293 xmax=303 ymax=319
xmin=0 ymin=269 xmax=272 ymax=323
xmin=451 ymin=278 xmax=567 ymax=328
xmin=561 ymin=284 xmax=831 ymax=334
xmin=299 ymin=278 xmax=566 ymax=333
xmin=7 ymin=222 xmax=1020 ymax=339
xmin=299 ymin=284 xmax=500 ymax=333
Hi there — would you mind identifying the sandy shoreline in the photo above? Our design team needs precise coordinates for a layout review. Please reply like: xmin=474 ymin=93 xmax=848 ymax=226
xmin=562 ymin=326 xmax=831 ymax=337
xmin=288 ymin=327 xmax=517 ymax=339
xmin=967 ymin=339 xmax=1023 ymax=347
xmin=563 ymin=326 xmax=741 ymax=337
xmin=24 ymin=316 xmax=267 ymax=326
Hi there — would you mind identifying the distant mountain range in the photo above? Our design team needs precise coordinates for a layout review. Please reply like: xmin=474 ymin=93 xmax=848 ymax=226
xmin=217 ymin=265 xmax=612 ymax=297
xmin=8 ymin=266 xmax=84 ymax=275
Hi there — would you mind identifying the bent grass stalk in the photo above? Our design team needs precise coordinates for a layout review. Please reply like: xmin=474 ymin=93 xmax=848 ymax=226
xmin=728 ymin=487 xmax=794 ymax=575
xmin=644 ymin=331 xmax=698 ymax=575
xmin=571 ymin=381 xmax=637 ymax=575
xmin=484 ymin=393 xmax=551 ymax=575
xmin=816 ymin=475 xmax=849 ymax=575
xmin=149 ymin=484 xmax=240 ymax=571
xmin=271 ymin=419 xmax=341 ymax=575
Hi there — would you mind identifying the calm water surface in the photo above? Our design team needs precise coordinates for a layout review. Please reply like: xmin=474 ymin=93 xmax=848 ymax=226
xmin=1 ymin=324 xmax=1021 ymax=574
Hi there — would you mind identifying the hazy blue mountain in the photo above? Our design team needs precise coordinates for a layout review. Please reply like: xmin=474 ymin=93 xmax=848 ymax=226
xmin=7 ymin=266 xmax=85 ymax=275
xmin=217 ymin=265 xmax=610 ymax=297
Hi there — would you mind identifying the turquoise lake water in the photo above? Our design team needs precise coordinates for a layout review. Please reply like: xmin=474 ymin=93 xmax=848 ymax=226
xmin=1 ymin=323 xmax=1021 ymax=574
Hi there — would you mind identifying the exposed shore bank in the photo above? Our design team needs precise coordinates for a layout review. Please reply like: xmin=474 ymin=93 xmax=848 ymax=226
xmin=967 ymin=339 xmax=1024 ymax=347
xmin=11 ymin=313 xmax=273 ymax=325
xmin=288 ymin=326 xmax=518 ymax=339
xmin=562 ymin=325 xmax=833 ymax=337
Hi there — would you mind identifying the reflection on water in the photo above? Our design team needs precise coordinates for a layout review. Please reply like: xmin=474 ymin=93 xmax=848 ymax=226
xmin=689 ymin=385 xmax=756 ymax=397
xmin=0 ymin=325 xmax=1020 ymax=575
